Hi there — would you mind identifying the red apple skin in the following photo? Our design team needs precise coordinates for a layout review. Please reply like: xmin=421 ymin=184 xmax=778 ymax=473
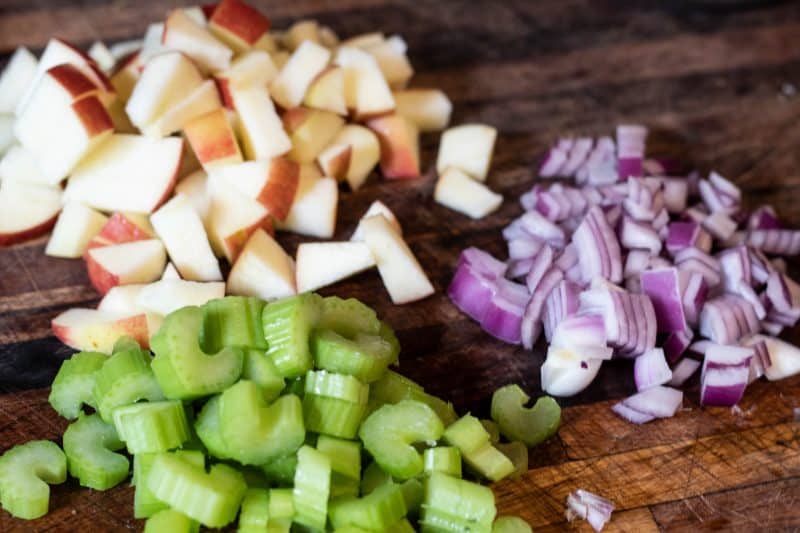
xmin=0 ymin=213 xmax=59 ymax=247
xmin=111 ymin=51 xmax=141 ymax=76
xmin=214 ymin=77 xmax=234 ymax=109
xmin=260 ymin=157 xmax=300 ymax=222
xmin=85 ymin=252 xmax=121 ymax=295
xmin=209 ymin=0 xmax=271 ymax=46
xmin=202 ymin=3 xmax=219 ymax=19
xmin=87 ymin=213 xmax=153 ymax=250
xmin=52 ymin=313 xmax=151 ymax=351
xmin=72 ymin=95 xmax=114 ymax=136
xmin=184 ymin=109 xmax=240 ymax=165
xmin=223 ymin=215 xmax=267 ymax=262
xmin=47 ymin=64 xmax=98 ymax=99
xmin=323 ymin=145 xmax=352 ymax=181
xmin=56 ymin=38 xmax=95 ymax=64
xmin=86 ymin=63 xmax=115 ymax=93
xmin=366 ymin=114 xmax=420 ymax=179
xmin=281 ymin=107 xmax=310 ymax=133
xmin=149 ymin=140 xmax=184 ymax=213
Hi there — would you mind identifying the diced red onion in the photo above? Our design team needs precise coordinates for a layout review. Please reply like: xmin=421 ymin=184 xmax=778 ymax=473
xmin=620 ymin=217 xmax=662 ymax=255
xmin=718 ymin=246 xmax=751 ymax=291
xmin=683 ymin=204 xmax=709 ymax=223
xmin=448 ymin=261 xmax=498 ymax=322
xmin=458 ymin=247 xmax=507 ymax=278
xmin=560 ymin=137 xmax=594 ymax=176
xmin=543 ymin=280 xmax=581 ymax=342
xmin=681 ymin=271 xmax=708 ymax=326
xmin=703 ymin=211 xmax=737 ymax=241
xmin=744 ymin=338 xmax=771 ymax=383
xmin=521 ymin=268 xmax=563 ymax=349
xmin=709 ymin=171 xmax=741 ymax=203
xmin=506 ymin=258 xmax=535 ymax=280
xmin=663 ymin=329 xmax=693 ymax=363
xmin=566 ymin=489 xmax=614 ymax=532
xmin=748 ymin=205 xmax=781 ymax=231
xmin=508 ymin=237 xmax=544 ymax=260
xmin=640 ymin=268 xmax=688 ymax=333
xmin=668 ymin=357 xmax=701 ymax=387
xmin=616 ymin=124 xmax=647 ymax=179
xmin=613 ymin=385 xmax=683 ymax=423
xmin=525 ymin=245 xmax=554 ymax=292
xmin=515 ymin=210 xmax=566 ymax=248
xmin=700 ymin=344 xmax=753 ymax=406
xmin=539 ymin=147 xmax=569 ymax=177
xmin=624 ymin=249 xmax=652 ymax=279
xmin=634 ymin=348 xmax=672 ymax=391
xmin=746 ymin=229 xmax=800 ymax=256
xmin=480 ymin=279 xmax=528 ymax=345
xmin=661 ymin=178 xmax=689 ymax=213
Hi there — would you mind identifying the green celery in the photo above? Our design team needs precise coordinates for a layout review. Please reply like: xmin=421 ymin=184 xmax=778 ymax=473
xmin=201 ymin=296 xmax=267 ymax=351
xmin=481 ymin=419 xmax=501 ymax=444
xmin=360 ymin=461 xmax=392 ymax=495
xmin=194 ymin=395 xmax=231 ymax=460
xmin=367 ymin=370 xmax=457 ymax=426
xmin=490 ymin=385 xmax=561 ymax=447
xmin=238 ymin=488 xmax=270 ymax=531
xmin=400 ymin=478 xmax=423 ymax=517
xmin=62 ymin=413 xmax=128 ymax=490
xmin=92 ymin=345 xmax=164 ymax=423
xmin=329 ymin=481 xmax=407 ymax=530
xmin=112 ymin=400 xmax=191 ymax=454
xmin=144 ymin=509 xmax=199 ymax=533
xmin=0 ymin=440 xmax=66 ymax=520
xmin=261 ymin=453 xmax=298 ymax=487
xmin=242 ymin=349 xmax=285 ymax=401
xmin=495 ymin=441 xmax=528 ymax=480
xmin=317 ymin=435 xmax=361 ymax=498
xmin=304 ymin=370 xmax=369 ymax=439
xmin=133 ymin=451 xmax=204 ymax=519
xmin=262 ymin=293 xmax=322 ymax=378
xmin=443 ymin=415 xmax=514 ymax=482
xmin=317 ymin=296 xmax=381 ymax=337
xmin=292 ymin=445 xmax=331 ymax=531
xmin=312 ymin=329 xmax=396 ymax=383
xmin=420 ymin=473 xmax=496 ymax=533
xmin=423 ymin=447 xmax=462 ymax=478
xmin=48 ymin=351 xmax=106 ymax=420
xmin=492 ymin=516 xmax=532 ymax=533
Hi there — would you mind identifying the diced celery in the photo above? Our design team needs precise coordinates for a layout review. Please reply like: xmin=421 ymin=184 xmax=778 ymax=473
xmin=367 ymin=370 xmax=457 ymax=426
xmin=330 ymin=473 xmax=360 ymax=498
xmin=312 ymin=329 xmax=396 ymax=383
xmin=262 ymin=293 xmax=322 ymax=378
xmin=113 ymin=335 xmax=142 ymax=354
xmin=144 ymin=509 xmax=199 ymax=533
xmin=480 ymin=419 xmax=501 ymax=444
xmin=201 ymin=296 xmax=267 ymax=351
xmin=304 ymin=370 xmax=369 ymax=439
xmin=492 ymin=516 xmax=532 ymax=533
xmin=48 ymin=351 xmax=106 ymax=420
xmin=150 ymin=306 xmax=244 ymax=399
xmin=146 ymin=453 xmax=246 ymax=528
xmin=401 ymin=478 xmax=423 ymax=517
xmin=62 ymin=413 xmax=128 ymax=490
xmin=316 ymin=435 xmax=361 ymax=481
xmin=261 ymin=453 xmax=298 ymax=487
xmin=423 ymin=447 xmax=462 ymax=478
xmin=242 ymin=349 xmax=285 ymax=401
xmin=379 ymin=321 xmax=401 ymax=364
xmin=387 ymin=518 xmax=416 ymax=533
xmin=194 ymin=395 xmax=231 ymax=460
xmin=490 ymin=385 xmax=561 ymax=447
xmin=239 ymin=488 xmax=270 ymax=531
xmin=269 ymin=487 xmax=295 ymax=519
xmin=92 ymin=345 xmax=164 ymax=423
xmin=495 ymin=441 xmax=528 ymax=480
xmin=112 ymin=400 xmax=191 ymax=454
xmin=219 ymin=380 xmax=305 ymax=465
xmin=329 ymin=481 xmax=407 ymax=530
xmin=420 ymin=473 xmax=496 ymax=533
xmin=0 ymin=440 xmax=66 ymax=520
xmin=317 ymin=296 xmax=381 ymax=338
xmin=359 ymin=400 xmax=444 ymax=480
xmin=292 ymin=445 xmax=331 ymax=531
xmin=443 ymin=415 xmax=514 ymax=482
xmin=284 ymin=376 xmax=306 ymax=398
xmin=360 ymin=461 xmax=392 ymax=495
xmin=134 ymin=451 xmax=204 ymax=519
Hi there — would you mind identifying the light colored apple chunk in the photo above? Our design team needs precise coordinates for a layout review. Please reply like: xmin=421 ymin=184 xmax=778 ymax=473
xmin=209 ymin=0 xmax=271 ymax=53
xmin=283 ymin=107 xmax=344 ymax=164
xmin=175 ymin=170 xmax=211 ymax=221
xmin=163 ymin=9 xmax=233 ymax=73
xmin=87 ymin=212 xmax=154 ymax=249
xmin=366 ymin=113 xmax=420 ymax=179
xmin=142 ymin=79 xmax=221 ymax=138
xmin=0 ymin=180 xmax=62 ymax=246
xmin=436 ymin=123 xmax=497 ymax=182
xmin=0 ymin=47 xmax=38 ymax=113
xmin=275 ymin=169 xmax=337 ymax=238
xmin=227 ymin=229 xmax=296 ymax=300
xmin=109 ymin=51 xmax=141 ymax=102
xmin=135 ymin=278 xmax=226 ymax=316
xmin=109 ymin=40 xmax=143 ymax=61
xmin=230 ymin=85 xmax=291 ymax=160
xmin=361 ymin=214 xmax=434 ymax=304
xmin=334 ymin=46 xmax=395 ymax=118
xmin=88 ymin=41 xmax=116 ymax=73
xmin=215 ymin=51 xmax=278 ymax=108
xmin=150 ymin=194 xmax=222 ymax=282
xmin=64 ymin=134 xmax=184 ymax=214
xmin=270 ymin=40 xmax=331 ymax=110
xmin=317 ymin=124 xmax=379 ymax=190
xmin=363 ymin=36 xmax=413 ymax=89
xmin=282 ymin=20 xmax=322 ymax=50
xmin=295 ymin=241 xmax=376 ymax=293
xmin=206 ymin=178 xmax=269 ymax=261
xmin=45 ymin=202 xmax=108 ymax=258
xmin=350 ymin=200 xmax=402 ymax=242
xmin=393 ymin=89 xmax=452 ymax=132
xmin=0 ymin=145 xmax=50 ymax=185
xmin=341 ymin=32 xmax=385 ymax=49
xmin=139 ymin=23 xmax=166 ymax=64
xmin=51 ymin=308 xmax=155 ymax=353
xmin=98 ymin=284 xmax=149 ymax=314
xmin=434 ymin=167 xmax=502 ymax=219
xmin=184 ymin=108 xmax=242 ymax=170
xmin=210 ymin=157 xmax=299 ymax=221
xmin=85 ymin=239 xmax=167 ymax=295
xmin=161 ymin=262 xmax=181 ymax=280
xmin=0 ymin=115 xmax=13 ymax=155
xmin=304 ymin=67 xmax=346 ymax=116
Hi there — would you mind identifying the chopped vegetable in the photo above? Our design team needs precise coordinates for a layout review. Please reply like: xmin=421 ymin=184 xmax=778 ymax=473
xmin=112 ymin=400 xmax=191 ymax=454
xmin=144 ymin=509 xmax=199 ymax=533
xmin=566 ymin=489 xmax=614 ymax=532
xmin=62 ymin=413 xmax=128 ymax=490
xmin=292 ymin=445 xmax=331 ymax=530
xmin=262 ymin=293 xmax=322 ymax=378
xmin=492 ymin=516 xmax=533 ymax=533
xmin=443 ymin=414 xmax=514 ymax=482
xmin=48 ymin=351 xmax=106 ymax=420
xmin=423 ymin=447 xmax=463 ymax=478
xmin=420 ymin=472 xmax=497 ymax=533
xmin=490 ymin=384 xmax=560 ymax=446
xmin=0 ymin=440 xmax=67 ymax=520
xmin=304 ymin=369 xmax=369 ymax=438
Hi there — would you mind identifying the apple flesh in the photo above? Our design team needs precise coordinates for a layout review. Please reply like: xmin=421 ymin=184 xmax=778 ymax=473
xmin=303 ymin=66 xmax=347 ymax=116
xmin=0 ymin=47 xmax=38 ymax=113
xmin=0 ymin=180 xmax=62 ymax=246
xmin=282 ymin=20 xmax=322 ymax=51
xmin=362 ymin=36 xmax=413 ymax=89
xmin=163 ymin=9 xmax=233 ymax=73
xmin=210 ymin=157 xmax=299 ymax=221
xmin=317 ymin=124 xmax=379 ymax=190
xmin=226 ymin=228 xmax=296 ymax=300
xmin=87 ymin=212 xmax=154 ymax=249
xmin=434 ymin=167 xmax=502 ymax=219
xmin=161 ymin=262 xmax=181 ymax=280
xmin=351 ymin=200 xmax=402 ymax=241
xmin=208 ymin=0 xmax=271 ymax=53
xmin=283 ymin=107 xmax=344 ymax=164
xmin=139 ymin=23 xmax=167 ymax=64
xmin=109 ymin=51 xmax=142 ymax=102
xmin=366 ymin=113 xmax=420 ymax=179
xmin=295 ymin=241 xmax=376 ymax=293
xmin=0 ymin=145 xmax=50 ymax=185
xmin=334 ymin=46 xmax=395 ymax=118
xmin=436 ymin=124 xmax=497 ymax=182
xmin=275 ymin=168 xmax=338 ymax=238
xmin=97 ymin=284 xmax=148 ymax=314
xmin=85 ymin=238 xmax=167 ymax=295
xmin=45 ymin=202 xmax=108 ymax=258
xmin=175 ymin=170 xmax=211 ymax=221
xmin=51 ymin=308 xmax=155 ymax=353
xmin=215 ymin=51 xmax=278 ymax=108
xmin=206 ymin=177 xmax=269 ymax=262
xmin=393 ymin=89 xmax=452 ymax=132
xmin=184 ymin=107 xmax=243 ymax=170
xmin=136 ymin=278 xmax=226 ymax=316
xmin=270 ymin=40 xmax=331 ymax=110
xmin=229 ymin=85 xmax=291 ymax=160
xmin=0 ymin=115 xmax=13 ymax=156
xmin=142 ymin=79 xmax=222 ymax=138
xmin=88 ymin=41 xmax=116 ymax=73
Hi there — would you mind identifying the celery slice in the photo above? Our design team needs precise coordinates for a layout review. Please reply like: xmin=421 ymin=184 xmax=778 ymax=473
xmin=379 ymin=321 xmax=401 ymax=364
xmin=492 ymin=516 xmax=532 ymax=533
xmin=261 ymin=453 xmax=298 ymax=487
xmin=146 ymin=453 xmax=246 ymax=528
xmin=304 ymin=370 xmax=369 ymax=439
xmin=112 ymin=400 xmax=191 ymax=454
xmin=92 ymin=345 xmax=164 ymax=423
xmin=443 ymin=415 xmax=514 ymax=482
xmin=317 ymin=296 xmax=381 ymax=337
xmin=134 ymin=451 xmax=204 ymax=519
xmin=201 ymin=296 xmax=267 ymax=351
xmin=423 ymin=447 xmax=462 ymax=478
xmin=359 ymin=400 xmax=444 ymax=480
xmin=144 ymin=509 xmax=199 ymax=533
xmin=316 ymin=435 xmax=361 ymax=481
xmin=367 ymin=370 xmax=457 ymax=426
xmin=239 ymin=488 xmax=270 ymax=531
xmin=313 ymin=329 xmax=396 ymax=383
xmin=401 ymin=478 xmax=423 ymax=517
xmin=262 ymin=293 xmax=322 ymax=378
xmin=480 ymin=419 xmax=501 ymax=444
xmin=63 ymin=413 xmax=128 ymax=490
xmin=490 ymin=385 xmax=561 ymax=447
xmin=329 ymin=481 xmax=407 ymax=530
xmin=269 ymin=487 xmax=295 ymax=519
xmin=360 ymin=461 xmax=392 ymax=495
xmin=292 ymin=445 xmax=331 ymax=531
xmin=194 ymin=396 xmax=231 ymax=460
xmin=495 ymin=441 xmax=528 ymax=480
xmin=48 ymin=351 xmax=106 ymax=420
xmin=387 ymin=518 xmax=416 ymax=533
xmin=0 ymin=440 xmax=66 ymax=520
xmin=243 ymin=349 xmax=285 ymax=401
xmin=330 ymin=473 xmax=360 ymax=499
xmin=420 ymin=473 xmax=496 ymax=533
xmin=219 ymin=381 xmax=305 ymax=465
xmin=113 ymin=335 xmax=142 ymax=354
xmin=284 ymin=376 xmax=306 ymax=398
xmin=150 ymin=306 xmax=244 ymax=399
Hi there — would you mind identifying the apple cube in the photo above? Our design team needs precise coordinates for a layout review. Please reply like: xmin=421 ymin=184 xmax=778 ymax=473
xmin=275 ymin=170 xmax=337 ymax=238
xmin=98 ymin=284 xmax=149 ymax=314
xmin=317 ymin=124 xmax=379 ymax=190
xmin=206 ymin=178 xmax=269 ymax=261
xmin=88 ymin=41 xmax=116 ymax=73
xmin=436 ymin=124 xmax=497 ymax=182
xmin=303 ymin=66 xmax=347 ymax=116
xmin=150 ymin=194 xmax=222 ymax=282
xmin=175 ymin=170 xmax=211 ymax=221
xmin=0 ymin=145 xmax=50 ymax=185
xmin=283 ymin=107 xmax=344 ymax=163
xmin=393 ymin=89 xmax=452 ymax=132
xmin=109 ymin=51 xmax=142 ymax=102
xmin=139 ymin=23 xmax=167 ymax=63
xmin=210 ymin=157 xmax=299 ymax=221
xmin=162 ymin=262 xmax=181 ymax=280
xmin=182 ymin=6 xmax=208 ymax=26
xmin=351 ymin=200 xmax=402 ymax=241
xmin=361 ymin=214 xmax=434 ymax=304
xmin=136 ymin=278 xmax=226 ymax=316
xmin=109 ymin=40 xmax=144 ymax=61
xmin=270 ymin=40 xmax=331 ymax=110
xmin=52 ymin=308 xmax=155 ymax=353
xmin=208 ymin=0 xmax=271 ymax=53
xmin=65 ymin=134 xmax=183 ymax=214
xmin=215 ymin=51 xmax=278 ymax=108
xmin=142 ymin=79 xmax=222 ymax=138
xmin=282 ymin=20 xmax=322 ymax=51
xmin=163 ymin=9 xmax=233 ymax=73
xmin=87 ymin=212 xmax=154 ymax=249
xmin=363 ymin=36 xmax=413 ymax=89
xmin=45 ymin=202 xmax=108 ymax=258
xmin=434 ymin=167 xmax=502 ymax=219
xmin=366 ymin=113 xmax=420 ymax=179
xmin=226 ymin=228 xmax=296 ymax=300
xmin=340 ymin=32 xmax=385 ymax=49
xmin=334 ymin=46 xmax=395 ymax=118
xmin=0 ymin=47 xmax=38 ymax=113
xmin=184 ymin=107 xmax=242 ymax=170
xmin=0 ymin=180 xmax=62 ymax=246
xmin=0 ymin=115 xmax=13 ymax=155
xmin=295 ymin=241 xmax=376 ymax=293
xmin=85 ymin=238 xmax=167 ymax=295
xmin=229 ymin=85 xmax=291 ymax=160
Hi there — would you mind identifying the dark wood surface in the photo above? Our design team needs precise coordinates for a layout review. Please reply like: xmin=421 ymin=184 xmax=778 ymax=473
xmin=1 ymin=0 xmax=800 ymax=531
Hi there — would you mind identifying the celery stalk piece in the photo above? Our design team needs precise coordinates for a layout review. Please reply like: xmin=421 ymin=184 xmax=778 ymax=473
xmin=113 ymin=335 xmax=142 ymax=354
xmin=359 ymin=400 xmax=444 ymax=480
xmin=330 ymin=473 xmax=360 ymax=498
xmin=243 ymin=349 xmax=286 ymax=401
xmin=401 ymin=478 xmax=424 ymax=517
xmin=283 ymin=376 xmax=306 ymax=398
xmin=387 ymin=518 xmax=416 ymax=533
xmin=379 ymin=321 xmax=401 ymax=364
xmin=292 ymin=445 xmax=331 ymax=531
xmin=360 ymin=461 xmax=391 ymax=495
xmin=261 ymin=453 xmax=298 ymax=486
xmin=239 ymin=488 xmax=270 ymax=531
xmin=316 ymin=435 xmax=361 ymax=481
xmin=62 ymin=413 xmax=128 ymax=490
xmin=495 ymin=441 xmax=528 ymax=479
xmin=269 ymin=487 xmax=295 ymax=520
xmin=492 ymin=516 xmax=533 ymax=533
xmin=490 ymin=385 xmax=561 ymax=447
xmin=48 ymin=351 xmax=106 ymax=420
xmin=92 ymin=345 xmax=164 ymax=423
xmin=0 ymin=440 xmax=66 ymax=520
xmin=133 ymin=451 xmax=204 ymax=519
xmin=420 ymin=473 xmax=497 ymax=533
xmin=329 ymin=481 xmax=407 ymax=530
xmin=146 ymin=453 xmax=247 ymax=528
xmin=219 ymin=380 xmax=305 ymax=465
xmin=303 ymin=370 xmax=369 ymax=438
xmin=366 ymin=370 xmax=457 ymax=426
xmin=150 ymin=306 xmax=244 ymax=399
xmin=317 ymin=296 xmax=381 ymax=337
xmin=201 ymin=296 xmax=267 ymax=351
xmin=423 ymin=447 xmax=462 ymax=478
xmin=480 ymin=419 xmax=501 ymax=444
xmin=262 ymin=293 xmax=322 ymax=378
xmin=312 ymin=329 xmax=396 ymax=382
xmin=443 ymin=414 xmax=514 ymax=482
xmin=144 ymin=509 xmax=199 ymax=533
xmin=194 ymin=396 xmax=231 ymax=460
xmin=112 ymin=400 xmax=191 ymax=454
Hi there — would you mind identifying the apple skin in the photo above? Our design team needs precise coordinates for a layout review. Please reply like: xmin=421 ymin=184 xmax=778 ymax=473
xmin=86 ymin=257 xmax=123 ymax=295
xmin=319 ymin=144 xmax=351 ymax=181
xmin=184 ymin=108 xmax=242 ymax=169
xmin=366 ymin=113 xmax=420 ymax=179
xmin=72 ymin=95 xmax=115 ymax=137
xmin=52 ymin=310 xmax=151 ymax=353
xmin=260 ymin=157 xmax=299 ymax=222
xmin=47 ymin=64 xmax=99 ymax=99
xmin=87 ymin=212 xmax=153 ymax=250
xmin=209 ymin=0 xmax=271 ymax=49
xmin=0 ymin=213 xmax=58 ymax=247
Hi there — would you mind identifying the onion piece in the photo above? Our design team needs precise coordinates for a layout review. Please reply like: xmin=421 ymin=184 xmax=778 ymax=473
xmin=508 ymin=237 xmax=544 ymax=260
xmin=746 ymin=229 xmax=800 ymax=256
xmin=565 ymin=489 xmax=614 ymax=532
xmin=539 ymin=147 xmax=568 ymax=177
xmin=525 ymin=245 xmax=554 ymax=292
xmin=458 ymin=247 xmax=507 ymax=278
xmin=619 ymin=217 xmax=661 ymax=255
xmin=613 ymin=385 xmax=683 ymax=423
xmin=541 ymin=347 xmax=602 ymax=397
xmin=640 ymin=268 xmax=688 ymax=333
xmin=743 ymin=334 xmax=800 ymax=381
xmin=663 ymin=329 xmax=693 ymax=363
xmin=700 ymin=344 xmax=753 ymax=406
xmin=480 ymin=279 xmax=528 ymax=345
xmin=661 ymin=178 xmax=689 ymax=213
xmin=703 ymin=211 xmax=737 ymax=241
xmin=521 ymin=268 xmax=563 ymax=349
xmin=448 ymin=261 xmax=498 ymax=322
xmin=748 ymin=205 xmax=781 ymax=231
xmin=668 ymin=357 xmax=701 ymax=387
xmin=634 ymin=348 xmax=672 ymax=391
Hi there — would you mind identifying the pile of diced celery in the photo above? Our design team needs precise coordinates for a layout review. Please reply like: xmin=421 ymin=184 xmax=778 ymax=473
xmin=0 ymin=294 xmax=561 ymax=532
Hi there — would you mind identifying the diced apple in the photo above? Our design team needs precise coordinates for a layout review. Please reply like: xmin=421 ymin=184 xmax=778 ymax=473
xmin=162 ymin=262 xmax=181 ymax=280
xmin=109 ymin=51 xmax=142 ymax=102
xmin=436 ymin=124 xmax=497 ymax=182
xmin=182 ymin=6 xmax=208 ymax=26
xmin=229 ymin=85 xmax=291 ymax=160
xmin=317 ymin=124 xmax=379 ymax=190
xmin=85 ymin=238 xmax=167 ymax=295
xmin=88 ymin=41 xmax=116 ymax=73
xmin=206 ymin=178 xmax=269 ymax=261
xmin=97 ymin=284 xmax=149 ymax=314
xmin=109 ymin=40 xmax=143 ymax=61
xmin=361 ymin=214 xmax=434 ymax=304
xmin=142 ymin=79 xmax=222 ymax=138
xmin=275 ymin=169 xmax=337 ymax=238
xmin=210 ymin=157 xmax=299 ymax=221
xmin=64 ymin=134 xmax=183 ymax=214
xmin=303 ymin=66 xmax=346 ymax=116
xmin=0 ymin=145 xmax=49 ymax=185
xmin=334 ymin=46 xmax=395 ymax=118
xmin=340 ymin=32 xmax=385 ymax=49
xmin=177 ymin=136 xmax=203 ymax=178
xmin=215 ymin=51 xmax=278 ymax=108
xmin=253 ymin=32 xmax=279 ymax=54
xmin=87 ymin=212 xmax=154 ymax=249
xmin=226 ymin=228 xmax=296 ymax=300
xmin=150 ymin=194 xmax=222 ymax=282
xmin=45 ymin=202 xmax=108 ymax=258
xmin=295 ymin=241 xmax=376 ymax=293
xmin=0 ymin=115 xmax=13 ymax=155
xmin=0 ymin=180 xmax=62 ymax=246
xmin=270 ymin=40 xmax=331 ymax=110
xmin=184 ymin=107 xmax=242 ymax=170
xmin=363 ymin=36 xmax=413 ymax=89
xmin=51 ymin=308 xmax=154 ymax=353
xmin=283 ymin=107 xmax=344 ymax=163
xmin=434 ymin=167 xmax=502 ymax=219
xmin=366 ymin=113 xmax=420 ymax=179
xmin=136 ymin=278 xmax=226 ymax=316
xmin=351 ymin=200 xmax=402 ymax=241
xmin=208 ymin=0 xmax=271 ymax=53
xmin=107 ymin=98 xmax=137 ymax=134
xmin=0 ymin=47 xmax=38 ymax=113
xmin=163 ymin=9 xmax=233 ymax=73
xmin=282 ymin=20 xmax=321 ymax=51
xmin=175 ymin=169 xmax=211 ymax=221
xmin=393 ymin=89 xmax=452 ymax=132
xmin=139 ymin=23 xmax=167 ymax=63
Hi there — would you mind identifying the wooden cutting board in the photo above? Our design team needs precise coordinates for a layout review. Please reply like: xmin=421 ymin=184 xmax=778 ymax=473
xmin=2 ymin=1 xmax=800 ymax=531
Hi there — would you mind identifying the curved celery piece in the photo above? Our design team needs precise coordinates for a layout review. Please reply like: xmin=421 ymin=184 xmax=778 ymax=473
xmin=144 ymin=508 xmax=199 ymax=533
xmin=491 ymin=385 xmax=561 ymax=447
xmin=423 ymin=447 xmax=462 ymax=478
xmin=495 ymin=441 xmax=528 ymax=480
xmin=443 ymin=415 xmax=514 ymax=482
xmin=330 ymin=481 xmax=407 ymax=530
xmin=359 ymin=400 xmax=444 ymax=480
xmin=62 ymin=413 xmax=128 ymax=490
xmin=92 ymin=346 xmax=164 ymax=423
xmin=239 ymin=488 xmax=269 ymax=532
xmin=292 ymin=445 xmax=331 ymax=531
xmin=304 ymin=370 xmax=369 ymax=439
xmin=219 ymin=380 xmax=305 ymax=465
xmin=367 ymin=370 xmax=457 ymax=426
xmin=134 ymin=450 xmax=204 ymax=519
xmin=0 ymin=440 xmax=66 ymax=520
xmin=194 ymin=396 xmax=231 ymax=460
xmin=313 ymin=329 xmax=396 ymax=382
xmin=361 ymin=461 xmax=392 ymax=495
xmin=146 ymin=453 xmax=247 ymax=528
xmin=262 ymin=293 xmax=322 ymax=378
xmin=113 ymin=335 xmax=142 ymax=354
xmin=112 ymin=400 xmax=191 ymax=454
xmin=242 ymin=349 xmax=285 ymax=402
xmin=379 ymin=321 xmax=401 ymax=364
xmin=48 ymin=351 xmax=106 ymax=420
xmin=492 ymin=516 xmax=533 ymax=533
xmin=318 ymin=296 xmax=381 ymax=337
xmin=481 ymin=419 xmax=501 ymax=444
xmin=317 ymin=435 xmax=361 ymax=498
xmin=201 ymin=296 xmax=267 ymax=351
xmin=420 ymin=472 xmax=496 ymax=533
xmin=150 ymin=306 xmax=244 ymax=399
xmin=261 ymin=453 xmax=298 ymax=487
